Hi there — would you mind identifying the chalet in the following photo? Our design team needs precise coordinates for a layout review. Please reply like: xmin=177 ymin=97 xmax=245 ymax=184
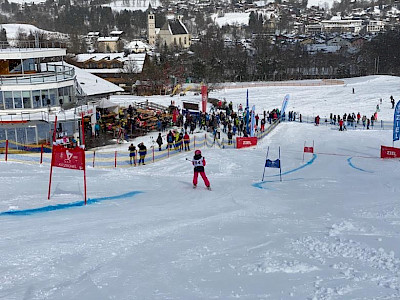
xmin=97 ymin=37 xmax=122 ymax=53
xmin=70 ymin=52 xmax=147 ymax=91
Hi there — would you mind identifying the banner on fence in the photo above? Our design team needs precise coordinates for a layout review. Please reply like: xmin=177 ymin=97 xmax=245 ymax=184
xmin=381 ymin=145 xmax=400 ymax=159
xmin=236 ymin=137 xmax=257 ymax=149
xmin=393 ymin=100 xmax=400 ymax=142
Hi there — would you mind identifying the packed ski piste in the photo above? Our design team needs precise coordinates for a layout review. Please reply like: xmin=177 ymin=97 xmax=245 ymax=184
xmin=1 ymin=75 xmax=400 ymax=299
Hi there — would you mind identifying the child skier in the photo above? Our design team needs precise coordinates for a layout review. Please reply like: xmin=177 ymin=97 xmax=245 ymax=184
xmin=192 ymin=149 xmax=211 ymax=190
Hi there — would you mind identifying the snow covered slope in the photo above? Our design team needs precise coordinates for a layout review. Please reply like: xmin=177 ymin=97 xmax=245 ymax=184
xmin=0 ymin=76 xmax=400 ymax=299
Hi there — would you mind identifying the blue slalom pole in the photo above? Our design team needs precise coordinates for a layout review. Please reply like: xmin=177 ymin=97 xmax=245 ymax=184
xmin=262 ymin=146 xmax=269 ymax=181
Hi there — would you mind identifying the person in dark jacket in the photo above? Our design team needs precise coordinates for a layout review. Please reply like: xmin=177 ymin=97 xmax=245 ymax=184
xmin=156 ymin=133 xmax=163 ymax=151
xmin=137 ymin=142 xmax=147 ymax=165
xmin=128 ymin=143 xmax=136 ymax=166
xmin=192 ymin=149 xmax=210 ymax=189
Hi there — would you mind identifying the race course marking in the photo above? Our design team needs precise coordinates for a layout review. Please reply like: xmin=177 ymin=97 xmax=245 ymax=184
xmin=252 ymin=154 xmax=317 ymax=190
xmin=252 ymin=178 xmax=304 ymax=190
xmin=347 ymin=157 xmax=374 ymax=173
xmin=0 ymin=191 xmax=143 ymax=216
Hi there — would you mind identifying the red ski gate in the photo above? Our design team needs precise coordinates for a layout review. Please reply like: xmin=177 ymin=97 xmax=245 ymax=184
xmin=48 ymin=115 xmax=87 ymax=204
xmin=48 ymin=145 xmax=87 ymax=203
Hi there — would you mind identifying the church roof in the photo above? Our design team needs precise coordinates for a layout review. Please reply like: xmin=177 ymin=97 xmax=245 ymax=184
xmin=162 ymin=19 xmax=189 ymax=35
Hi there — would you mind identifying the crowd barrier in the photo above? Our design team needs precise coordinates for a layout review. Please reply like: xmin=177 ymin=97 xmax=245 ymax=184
xmin=0 ymin=120 xmax=281 ymax=168
xmin=218 ymin=79 xmax=344 ymax=90
xmin=290 ymin=115 xmax=392 ymax=130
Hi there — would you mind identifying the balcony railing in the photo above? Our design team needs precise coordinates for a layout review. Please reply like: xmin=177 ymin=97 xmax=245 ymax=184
xmin=0 ymin=63 xmax=75 ymax=86
xmin=0 ymin=40 xmax=67 ymax=50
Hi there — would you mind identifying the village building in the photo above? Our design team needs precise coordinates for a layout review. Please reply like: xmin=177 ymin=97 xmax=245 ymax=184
xmin=70 ymin=52 xmax=147 ymax=92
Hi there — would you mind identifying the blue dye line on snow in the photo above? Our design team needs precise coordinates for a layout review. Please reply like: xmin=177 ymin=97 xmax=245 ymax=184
xmin=0 ymin=191 xmax=143 ymax=216
xmin=252 ymin=154 xmax=317 ymax=190
xmin=252 ymin=178 xmax=304 ymax=190
xmin=263 ymin=154 xmax=317 ymax=178
xmin=347 ymin=157 xmax=374 ymax=173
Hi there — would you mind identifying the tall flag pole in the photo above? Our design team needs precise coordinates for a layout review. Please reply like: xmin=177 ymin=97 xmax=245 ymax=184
xmin=279 ymin=146 xmax=282 ymax=182
xmin=246 ymin=89 xmax=249 ymax=134
xmin=250 ymin=105 xmax=255 ymax=137
xmin=280 ymin=94 xmax=290 ymax=121
xmin=393 ymin=100 xmax=400 ymax=147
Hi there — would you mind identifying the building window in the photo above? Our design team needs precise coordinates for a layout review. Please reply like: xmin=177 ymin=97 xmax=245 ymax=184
xmin=0 ymin=92 xmax=4 ymax=110
xmin=23 ymin=91 xmax=31 ymax=109
xmin=32 ymin=90 xmax=41 ymax=108
xmin=13 ymin=91 xmax=22 ymax=109
xmin=42 ymin=90 xmax=49 ymax=107
xmin=4 ymin=92 xmax=13 ymax=109
xmin=49 ymin=89 xmax=57 ymax=106
xmin=184 ymin=37 xmax=187 ymax=44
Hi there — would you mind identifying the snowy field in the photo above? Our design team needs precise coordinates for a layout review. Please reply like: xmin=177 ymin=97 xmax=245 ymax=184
xmin=1 ymin=75 xmax=400 ymax=299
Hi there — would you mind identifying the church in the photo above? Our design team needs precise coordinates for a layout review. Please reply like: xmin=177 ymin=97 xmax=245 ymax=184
xmin=148 ymin=13 xmax=191 ymax=49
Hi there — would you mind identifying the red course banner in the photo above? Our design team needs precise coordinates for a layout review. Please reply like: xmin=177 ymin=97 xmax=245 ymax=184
xmin=236 ymin=137 xmax=257 ymax=149
xmin=51 ymin=145 xmax=86 ymax=170
xmin=381 ymin=145 xmax=400 ymax=159
xmin=304 ymin=146 xmax=314 ymax=153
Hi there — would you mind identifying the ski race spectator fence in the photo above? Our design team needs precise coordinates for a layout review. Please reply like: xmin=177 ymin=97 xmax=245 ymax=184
xmin=218 ymin=79 xmax=344 ymax=90
xmin=0 ymin=120 xmax=281 ymax=168
xmin=290 ymin=114 xmax=392 ymax=130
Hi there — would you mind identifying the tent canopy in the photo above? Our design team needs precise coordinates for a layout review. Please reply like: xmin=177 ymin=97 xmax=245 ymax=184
xmin=97 ymin=98 xmax=119 ymax=109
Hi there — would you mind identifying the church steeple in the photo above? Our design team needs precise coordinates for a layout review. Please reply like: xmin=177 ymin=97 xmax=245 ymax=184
xmin=148 ymin=11 xmax=156 ymax=46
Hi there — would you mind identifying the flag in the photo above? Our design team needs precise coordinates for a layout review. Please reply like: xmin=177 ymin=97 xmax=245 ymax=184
xmin=250 ymin=105 xmax=255 ymax=136
xmin=265 ymin=159 xmax=280 ymax=168
xmin=246 ymin=89 xmax=249 ymax=134
xmin=393 ymin=100 xmax=400 ymax=142
xmin=201 ymin=85 xmax=208 ymax=113
xmin=280 ymin=94 xmax=290 ymax=121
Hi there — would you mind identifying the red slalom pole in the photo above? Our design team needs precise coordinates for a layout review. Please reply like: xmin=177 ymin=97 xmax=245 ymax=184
xmin=40 ymin=144 xmax=44 ymax=164
xmin=114 ymin=151 xmax=117 ymax=168
xmin=5 ymin=140 xmax=8 ymax=161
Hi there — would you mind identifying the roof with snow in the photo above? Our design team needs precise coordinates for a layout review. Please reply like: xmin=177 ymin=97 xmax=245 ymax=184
xmin=98 ymin=37 xmax=119 ymax=42
xmin=55 ymin=62 xmax=124 ymax=96
xmin=73 ymin=52 xmax=146 ymax=73
xmin=161 ymin=19 xmax=189 ymax=35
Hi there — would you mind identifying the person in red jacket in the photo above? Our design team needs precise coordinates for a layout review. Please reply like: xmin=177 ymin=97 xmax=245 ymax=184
xmin=339 ymin=118 xmax=344 ymax=131
xmin=192 ymin=149 xmax=210 ymax=189
xmin=183 ymin=131 xmax=190 ymax=151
